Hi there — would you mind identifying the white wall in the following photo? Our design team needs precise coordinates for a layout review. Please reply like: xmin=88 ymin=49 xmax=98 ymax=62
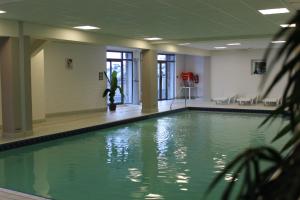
xmin=175 ymin=54 xmax=185 ymax=98
xmin=31 ymin=50 xmax=46 ymax=121
xmin=210 ymin=49 xmax=287 ymax=98
xmin=44 ymin=42 xmax=107 ymax=115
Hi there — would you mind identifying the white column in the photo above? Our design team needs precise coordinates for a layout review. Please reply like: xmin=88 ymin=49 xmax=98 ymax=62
xmin=18 ymin=22 xmax=33 ymax=132
xmin=0 ymin=37 xmax=22 ymax=135
xmin=141 ymin=49 xmax=158 ymax=113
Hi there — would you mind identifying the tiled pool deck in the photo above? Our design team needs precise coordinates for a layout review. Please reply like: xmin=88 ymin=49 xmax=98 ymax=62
xmin=0 ymin=99 xmax=276 ymax=146
xmin=0 ymin=188 xmax=48 ymax=200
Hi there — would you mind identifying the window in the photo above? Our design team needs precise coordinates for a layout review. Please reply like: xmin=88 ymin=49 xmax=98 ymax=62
xmin=157 ymin=54 xmax=176 ymax=100
xmin=106 ymin=51 xmax=133 ymax=104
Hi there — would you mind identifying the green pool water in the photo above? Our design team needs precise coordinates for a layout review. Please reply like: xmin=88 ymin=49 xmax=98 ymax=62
xmin=0 ymin=111 xmax=287 ymax=200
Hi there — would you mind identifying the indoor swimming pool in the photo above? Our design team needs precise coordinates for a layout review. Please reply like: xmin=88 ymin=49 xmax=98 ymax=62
xmin=0 ymin=111 xmax=287 ymax=200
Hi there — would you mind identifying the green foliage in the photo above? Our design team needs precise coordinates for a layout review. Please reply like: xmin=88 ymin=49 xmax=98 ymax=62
xmin=102 ymin=71 xmax=124 ymax=105
xmin=207 ymin=11 xmax=300 ymax=200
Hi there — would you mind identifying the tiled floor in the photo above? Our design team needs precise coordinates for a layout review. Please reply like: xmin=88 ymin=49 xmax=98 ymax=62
xmin=0 ymin=99 xmax=276 ymax=146
xmin=0 ymin=188 xmax=48 ymax=200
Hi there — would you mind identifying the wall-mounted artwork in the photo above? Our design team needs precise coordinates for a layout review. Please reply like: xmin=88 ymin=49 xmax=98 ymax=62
xmin=251 ymin=59 xmax=266 ymax=75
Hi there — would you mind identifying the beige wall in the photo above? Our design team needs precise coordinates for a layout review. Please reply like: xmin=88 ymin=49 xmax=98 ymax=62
xmin=43 ymin=42 xmax=107 ymax=115
xmin=31 ymin=50 xmax=45 ymax=121
xmin=210 ymin=49 xmax=287 ymax=98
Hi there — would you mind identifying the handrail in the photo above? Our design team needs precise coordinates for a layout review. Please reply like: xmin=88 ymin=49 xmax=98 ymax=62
xmin=170 ymin=88 xmax=188 ymax=110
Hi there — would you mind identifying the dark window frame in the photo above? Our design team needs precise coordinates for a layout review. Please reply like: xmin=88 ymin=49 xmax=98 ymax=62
xmin=106 ymin=50 xmax=134 ymax=104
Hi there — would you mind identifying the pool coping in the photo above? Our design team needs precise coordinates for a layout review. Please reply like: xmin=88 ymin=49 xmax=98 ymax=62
xmin=0 ymin=107 xmax=276 ymax=152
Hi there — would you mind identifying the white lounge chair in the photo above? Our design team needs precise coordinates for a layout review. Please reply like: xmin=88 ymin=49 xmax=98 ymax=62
xmin=236 ymin=96 xmax=259 ymax=105
xmin=212 ymin=95 xmax=237 ymax=104
xmin=262 ymin=97 xmax=281 ymax=106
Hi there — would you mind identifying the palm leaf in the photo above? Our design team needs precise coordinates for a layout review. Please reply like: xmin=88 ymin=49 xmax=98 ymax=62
xmin=102 ymin=89 xmax=111 ymax=98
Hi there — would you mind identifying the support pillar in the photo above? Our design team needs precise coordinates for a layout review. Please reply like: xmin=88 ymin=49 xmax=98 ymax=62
xmin=0 ymin=23 xmax=32 ymax=137
xmin=141 ymin=49 xmax=158 ymax=113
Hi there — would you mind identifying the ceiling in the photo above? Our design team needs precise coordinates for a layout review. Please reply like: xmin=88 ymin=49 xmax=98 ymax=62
xmin=187 ymin=38 xmax=286 ymax=50
xmin=0 ymin=0 xmax=298 ymax=49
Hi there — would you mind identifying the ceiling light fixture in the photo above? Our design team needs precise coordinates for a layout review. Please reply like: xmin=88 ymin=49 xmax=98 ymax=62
xmin=271 ymin=40 xmax=286 ymax=44
xmin=280 ymin=23 xmax=296 ymax=28
xmin=227 ymin=43 xmax=241 ymax=46
xmin=258 ymin=8 xmax=289 ymax=15
xmin=214 ymin=47 xmax=227 ymax=49
xmin=0 ymin=10 xmax=7 ymax=14
xmin=178 ymin=43 xmax=191 ymax=46
xmin=144 ymin=37 xmax=163 ymax=41
xmin=74 ymin=26 xmax=100 ymax=30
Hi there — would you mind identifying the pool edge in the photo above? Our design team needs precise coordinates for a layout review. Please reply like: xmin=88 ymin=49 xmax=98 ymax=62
xmin=0 ymin=107 xmax=275 ymax=152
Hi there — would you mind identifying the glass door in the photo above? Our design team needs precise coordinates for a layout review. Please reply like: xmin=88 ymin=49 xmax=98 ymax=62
xmin=106 ymin=51 xmax=134 ymax=104
xmin=157 ymin=54 xmax=175 ymax=101
xmin=157 ymin=62 xmax=167 ymax=100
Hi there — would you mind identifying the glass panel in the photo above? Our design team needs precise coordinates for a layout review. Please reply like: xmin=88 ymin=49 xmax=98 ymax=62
xmin=106 ymin=62 xmax=111 ymax=104
xmin=123 ymin=61 xmax=133 ymax=104
xmin=111 ymin=61 xmax=122 ymax=104
xmin=167 ymin=55 xmax=175 ymax=61
xmin=107 ymin=52 xmax=122 ymax=59
xmin=157 ymin=54 xmax=166 ymax=61
xmin=157 ymin=64 xmax=160 ymax=99
xmin=161 ymin=63 xmax=167 ymax=100
xmin=123 ymin=52 xmax=133 ymax=60
xmin=167 ymin=62 xmax=175 ymax=99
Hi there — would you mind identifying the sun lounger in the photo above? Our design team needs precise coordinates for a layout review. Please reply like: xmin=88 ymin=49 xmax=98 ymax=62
xmin=212 ymin=95 xmax=237 ymax=104
xmin=262 ymin=97 xmax=281 ymax=106
xmin=236 ymin=96 xmax=259 ymax=105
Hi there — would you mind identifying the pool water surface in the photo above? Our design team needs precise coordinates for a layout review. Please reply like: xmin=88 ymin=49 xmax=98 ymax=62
xmin=0 ymin=111 xmax=287 ymax=200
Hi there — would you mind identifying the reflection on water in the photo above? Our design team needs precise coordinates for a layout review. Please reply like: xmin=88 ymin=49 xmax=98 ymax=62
xmin=0 ymin=111 xmax=287 ymax=200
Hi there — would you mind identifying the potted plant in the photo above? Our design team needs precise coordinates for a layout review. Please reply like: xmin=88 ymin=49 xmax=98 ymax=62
xmin=102 ymin=71 xmax=124 ymax=111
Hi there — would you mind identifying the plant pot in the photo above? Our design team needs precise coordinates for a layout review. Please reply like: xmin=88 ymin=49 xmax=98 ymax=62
xmin=109 ymin=104 xmax=117 ymax=111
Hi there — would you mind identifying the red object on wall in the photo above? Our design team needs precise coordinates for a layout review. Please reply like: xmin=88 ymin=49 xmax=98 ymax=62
xmin=181 ymin=72 xmax=194 ymax=81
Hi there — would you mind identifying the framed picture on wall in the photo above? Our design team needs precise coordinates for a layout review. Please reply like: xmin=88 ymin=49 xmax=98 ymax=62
xmin=251 ymin=59 xmax=267 ymax=75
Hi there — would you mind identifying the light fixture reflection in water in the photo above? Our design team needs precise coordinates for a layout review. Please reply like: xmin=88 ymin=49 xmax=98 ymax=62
xmin=127 ymin=168 xmax=142 ymax=183
xmin=145 ymin=193 xmax=164 ymax=200
xmin=213 ymin=153 xmax=238 ymax=182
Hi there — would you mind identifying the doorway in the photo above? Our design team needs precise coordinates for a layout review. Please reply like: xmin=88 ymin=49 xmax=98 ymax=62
xmin=157 ymin=54 xmax=175 ymax=101
xmin=106 ymin=51 xmax=133 ymax=104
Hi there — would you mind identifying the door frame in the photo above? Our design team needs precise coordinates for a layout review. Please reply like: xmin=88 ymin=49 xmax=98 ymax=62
xmin=106 ymin=50 xmax=134 ymax=104
xmin=157 ymin=61 xmax=168 ymax=101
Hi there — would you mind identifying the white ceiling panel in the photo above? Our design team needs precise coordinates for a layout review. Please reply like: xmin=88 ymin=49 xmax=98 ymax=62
xmin=0 ymin=0 xmax=297 ymax=48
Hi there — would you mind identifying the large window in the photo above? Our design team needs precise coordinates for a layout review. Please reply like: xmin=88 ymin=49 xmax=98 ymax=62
xmin=106 ymin=51 xmax=133 ymax=104
xmin=157 ymin=54 xmax=176 ymax=100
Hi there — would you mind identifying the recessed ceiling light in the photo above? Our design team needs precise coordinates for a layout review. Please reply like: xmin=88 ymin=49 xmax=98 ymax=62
xmin=214 ymin=47 xmax=227 ymax=49
xmin=74 ymin=26 xmax=100 ymax=30
xmin=227 ymin=43 xmax=241 ymax=46
xmin=178 ymin=43 xmax=191 ymax=46
xmin=0 ymin=10 xmax=7 ymax=14
xmin=144 ymin=37 xmax=163 ymax=41
xmin=280 ymin=24 xmax=296 ymax=28
xmin=271 ymin=40 xmax=286 ymax=44
xmin=258 ymin=8 xmax=289 ymax=15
